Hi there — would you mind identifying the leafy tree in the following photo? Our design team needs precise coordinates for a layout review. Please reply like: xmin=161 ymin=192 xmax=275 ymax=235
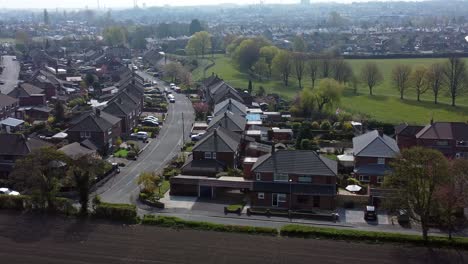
xmin=360 ymin=62 xmax=383 ymax=95
xmin=259 ymin=46 xmax=279 ymax=77
xmin=257 ymin=86 xmax=266 ymax=96
xmin=163 ymin=62 xmax=183 ymax=82
xmin=10 ymin=147 xmax=70 ymax=211
xmin=232 ymin=38 xmax=268 ymax=71
xmin=54 ymin=101 xmax=65 ymax=123
xmin=385 ymin=147 xmax=449 ymax=240
xmin=313 ymin=78 xmax=344 ymax=112
xmin=253 ymin=58 xmax=269 ymax=80
xmin=185 ymin=31 xmax=211 ymax=58
xmin=321 ymin=56 xmax=332 ymax=78
xmin=189 ymin=19 xmax=203 ymax=35
xmin=193 ymin=102 xmax=209 ymax=120
xmin=103 ymin=26 xmax=127 ymax=46
xmin=426 ymin=63 xmax=445 ymax=104
xmin=444 ymin=56 xmax=467 ymax=106
xmin=308 ymin=55 xmax=320 ymax=89
xmin=411 ymin=66 xmax=428 ymax=102
xmin=272 ymin=50 xmax=292 ymax=86
xmin=137 ymin=171 xmax=162 ymax=195
xmin=129 ymin=26 xmax=148 ymax=50
xmin=298 ymin=89 xmax=315 ymax=117
xmin=292 ymin=35 xmax=306 ymax=52
xmin=391 ymin=64 xmax=412 ymax=100
xmin=292 ymin=52 xmax=306 ymax=89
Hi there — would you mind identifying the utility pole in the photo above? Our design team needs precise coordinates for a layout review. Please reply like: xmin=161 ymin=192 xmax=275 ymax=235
xmin=182 ymin=112 xmax=185 ymax=145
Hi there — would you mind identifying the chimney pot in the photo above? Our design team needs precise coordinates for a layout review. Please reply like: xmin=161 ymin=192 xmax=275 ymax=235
xmin=377 ymin=128 xmax=383 ymax=137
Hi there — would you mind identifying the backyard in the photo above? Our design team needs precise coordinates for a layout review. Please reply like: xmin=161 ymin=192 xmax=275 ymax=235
xmin=192 ymin=54 xmax=468 ymax=124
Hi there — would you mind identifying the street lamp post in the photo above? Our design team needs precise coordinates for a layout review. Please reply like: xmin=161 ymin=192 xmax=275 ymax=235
xmin=289 ymin=178 xmax=292 ymax=220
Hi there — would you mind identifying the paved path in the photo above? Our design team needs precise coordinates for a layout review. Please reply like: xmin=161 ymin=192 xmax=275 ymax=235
xmin=0 ymin=212 xmax=466 ymax=264
xmin=0 ymin=55 xmax=20 ymax=94
xmin=94 ymin=74 xmax=194 ymax=204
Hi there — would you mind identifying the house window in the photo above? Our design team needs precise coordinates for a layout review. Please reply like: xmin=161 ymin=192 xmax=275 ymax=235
xmin=204 ymin=152 xmax=212 ymax=159
xmin=274 ymin=173 xmax=289 ymax=182
xmin=272 ymin=193 xmax=287 ymax=207
xmin=298 ymin=176 xmax=312 ymax=183
xmin=313 ymin=196 xmax=320 ymax=207
xmin=80 ymin=131 xmax=91 ymax=138
xmin=436 ymin=140 xmax=449 ymax=146
xmin=359 ymin=175 xmax=370 ymax=182
xmin=212 ymin=152 xmax=217 ymax=159
xmin=258 ymin=192 xmax=264 ymax=199
xmin=255 ymin=173 xmax=261 ymax=181
xmin=377 ymin=157 xmax=385 ymax=165
xmin=377 ymin=176 xmax=384 ymax=184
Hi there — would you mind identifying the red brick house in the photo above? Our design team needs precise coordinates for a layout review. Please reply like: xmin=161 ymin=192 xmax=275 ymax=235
xmin=352 ymin=130 xmax=400 ymax=185
xmin=0 ymin=93 xmax=18 ymax=120
xmin=250 ymin=150 xmax=337 ymax=210
xmin=7 ymin=83 xmax=46 ymax=107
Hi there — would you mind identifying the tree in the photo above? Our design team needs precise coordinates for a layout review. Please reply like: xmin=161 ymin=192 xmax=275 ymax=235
xmin=444 ymin=57 xmax=467 ymax=106
xmin=103 ymin=26 xmax=127 ymax=46
xmin=272 ymin=50 xmax=292 ymax=86
xmin=391 ymin=64 xmax=412 ymax=100
xmin=411 ymin=66 xmax=428 ymax=102
xmin=232 ymin=38 xmax=268 ymax=71
xmin=385 ymin=147 xmax=449 ymax=240
xmin=252 ymin=58 xmax=269 ymax=80
xmin=193 ymin=102 xmax=209 ymax=120
xmin=292 ymin=35 xmax=306 ymax=52
xmin=137 ymin=171 xmax=162 ymax=195
xmin=189 ymin=19 xmax=203 ymax=35
xmin=248 ymin=80 xmax=253 ymax=94
xmin=185 ymin=31 xmax=211 ymax=58
xmin=43 ymin=9 xmax=50 ymax=25
xmin=434 ymin=159 xmax=468 ymax=239
xmin=321 ymin=56 xmax=332 ymax=78
xmin=426 ymin=63 xmax=445 ymax=104
xmin=10 ymin=147 xmax=70 ymax=211
xmin=54 ymin=101 xmax=65 ymax=123
xmin=307 ymin=55 xmax=320 ymax=89
xmin=313 ymin=78 xmax=344 ymax=112
xmin=129 ymin=26 xmax=148 ymax=50
xmin=292 ymin=52 xmax=306 ymax=89
xmin=163 ymin=62 xmax=183 ymax=82
xmin=360 ymin=62 xmax=383 ymax=95
xmin=331 ymin=59 xmax=353 ymax=83
xmin=259 ymin=46 xmax=279 ymax=77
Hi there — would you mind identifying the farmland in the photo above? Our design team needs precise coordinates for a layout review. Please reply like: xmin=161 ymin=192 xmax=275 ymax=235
xmin=192 ymin=55 xmax=468 ymax=124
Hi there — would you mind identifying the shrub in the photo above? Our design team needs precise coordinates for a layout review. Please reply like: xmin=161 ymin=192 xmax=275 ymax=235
xmin=300 ymin=139 xmax=311 ymax=150
xmin=347 ymin=177 xmax=362 ymax=186
xmin=343 ymin=122 xmax=353 ymax=132
xmin=141 ymin=215 xmax=277 ymax=236
xmin=54 ymin=197 xmax=77 ymax=216
xmin=0 ymin=194 xmax=29 ymax=210
xmin=311 ymin=121 xmax=320 ymax=129
xmin=139 ymin=126 xmax=160 ymax=134
xmin=127 ymin=151 xmax=137 ymax=160
xmin=93 ymin=202 xmax=138 ymax=224
xmin=279 ymin=225 xmax=468 ymax=249
xmin=92 ymin=195 xmax=101 ymax=210
xmin=320 ymin=120 xmax=331 ymax=130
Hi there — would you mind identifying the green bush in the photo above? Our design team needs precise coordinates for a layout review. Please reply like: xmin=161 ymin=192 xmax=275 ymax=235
xmin=347 ymin=177 xmax=362 ymax=186
xmin=320 ymin=120 xmax=331 ymax=130
xmin=139 ymin=126 xmax=160 ymax=134
xmin=279 ymin=225 xmax=468 ymax=249
xmin=142 ymin=215 xmax=277 ymax=236
xmin=93 ymin=202 xmax=138 ymax=224
xmin=127 ymin=151 xmax=137 ymax=160
xmin=0 ymin=194 xmax=29 ymax=210
xmin=311 ymin=121 xmax=320 ymax=129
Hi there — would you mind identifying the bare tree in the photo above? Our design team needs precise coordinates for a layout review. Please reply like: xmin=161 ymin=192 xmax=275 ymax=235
xmin=425 ymin=63 xmax=445 ymax=104
xmin=332 ymin=58 xmax=353 ymax=83
xmin=321 ymin=55 xmax=332 ymax=78
xmin=292 ymin=52 xmax=306 ymax=89
xmin=444 ymin=56 xmax=467 ymax=106
xmin=360 ymin=62 xmax=383 ymax=96
xmin=272 ymin=50 xmax=292 ymax=86
xmin=392 ymin=64 xmax=412 ymax=100
xmin=308 ymin=55 xmax=320 ymax=89
xmin=411 ymin=66 xmax=428 ymax=102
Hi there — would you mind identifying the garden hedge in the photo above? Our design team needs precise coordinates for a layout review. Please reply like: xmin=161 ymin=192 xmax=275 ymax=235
xmin=0 ymin=194 xmax=29 ymax=210
xmin=93 ymin=202 xmax=138 ymax=224
xmin=141 ymin=215 xmax=277 ymax=236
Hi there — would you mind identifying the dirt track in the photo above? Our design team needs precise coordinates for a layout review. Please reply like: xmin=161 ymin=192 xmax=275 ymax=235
xmin=0 ymin=212 xmax=466 ymax=264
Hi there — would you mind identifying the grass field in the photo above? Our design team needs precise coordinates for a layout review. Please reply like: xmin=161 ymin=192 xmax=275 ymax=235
xmin=192 ymin=54 xmax=468 ymax=124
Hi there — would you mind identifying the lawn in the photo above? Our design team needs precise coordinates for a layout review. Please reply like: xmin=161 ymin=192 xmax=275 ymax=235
xmin=159 ymin=180 xmax=170 ymax=196
xmin=114 ymin=149 xmax=129 ymax=158
xmin=192 ymin=54 xmax=468 ymax=124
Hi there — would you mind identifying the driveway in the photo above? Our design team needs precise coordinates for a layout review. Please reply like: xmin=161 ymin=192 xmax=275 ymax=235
xmin=0 ymin=55 xmax=20 ymax=94
xmin=94 ymin=74 xmax=194 ymax=204
xmin=338 ymin=208 xmax=390 ymax=225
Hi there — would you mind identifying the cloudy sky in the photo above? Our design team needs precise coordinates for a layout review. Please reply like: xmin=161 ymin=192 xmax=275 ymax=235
xmin=0 ymin=0 xmax=384 ymax=9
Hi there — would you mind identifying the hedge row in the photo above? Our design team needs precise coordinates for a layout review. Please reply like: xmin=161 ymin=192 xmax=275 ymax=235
xmin=0 ymin=195 xmax=76 ymax=215
xmin=93 ymin=202 xmax=138 ymax=224
xmin=280 ymin=225 xmax=468 ymax=249
xmin=0 ymin=194 xmax=29 ymax=210
xmin=141 ymin=215 xmax=277 ymax=236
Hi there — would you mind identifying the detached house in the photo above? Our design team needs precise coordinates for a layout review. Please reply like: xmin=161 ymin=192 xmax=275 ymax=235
xmin=67 ymin=109 xmax=121 ymax=154
xmin=353 ymin=130 xmax=400 ymax=185
xmin=7 ymin=83 xmax=46 ymax=107
xmin=250 ymin=150 xmax=338 ymax=210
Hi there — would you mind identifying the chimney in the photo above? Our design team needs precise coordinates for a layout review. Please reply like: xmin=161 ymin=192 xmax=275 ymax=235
xmin=96 ymin=108 xmax=101 ymax=117
xmin=271 ymin=143 xmax=275 ymax=154
xmin=224 ymin=112 xmax=228 ymax=128
xmin=377 ymin=128 xmax=383 ymax=137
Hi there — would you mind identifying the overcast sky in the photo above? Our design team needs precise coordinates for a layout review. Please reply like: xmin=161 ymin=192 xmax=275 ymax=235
xmin=0 ymin=0 xmax=387 ymax=9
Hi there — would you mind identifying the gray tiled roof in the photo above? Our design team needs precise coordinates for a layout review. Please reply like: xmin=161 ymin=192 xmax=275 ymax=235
xmin=103 ymin=91 xmax=139 ymax=116
xmin=8 ymin=83 xmax=44 ymax=98
xmin=193 ymin=126 xmax=241 ymax=153
xmin=68 ymin=110 xmax=120 ymax=133
xmin=353 ymin=130 xmax=399 ymax=158
xmin=0 ymin=93 xmax=17 ymax=107
xmin=415 ymin=122 xmax=468 ymax=140
xmin=252 ymin=150 xmax=337 ymax=176
xmin=208 ymin=111 xmax=246 ymax=133
xmin=0 ymin=134 xmax=51 ymax=156
xmin=214 ymin=98 xmax=247 ymax=117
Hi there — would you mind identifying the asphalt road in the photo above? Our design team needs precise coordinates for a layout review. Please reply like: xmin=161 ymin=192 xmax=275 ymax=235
xmin=0 ymin=212 xmax=466 ymax=264
xmin=0 ymin=55 xmax=20 ymax=94
xmin=94 ymin=72 xmax=194 ymax=204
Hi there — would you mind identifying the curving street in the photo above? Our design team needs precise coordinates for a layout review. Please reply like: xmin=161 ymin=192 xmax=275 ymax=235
xmin=0 ymin=55 xmax=20 ymax=94
xmin=94 ymin=72 xmax=194 ymax=204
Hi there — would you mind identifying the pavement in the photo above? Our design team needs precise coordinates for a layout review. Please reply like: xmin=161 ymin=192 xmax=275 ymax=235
xmin=0 ymin=55 xmax=20 ymax=94
xmin=93 ymin=73 xmax=194 ymax=204
xmin=0 ymin=211 xmax=466 ymax=264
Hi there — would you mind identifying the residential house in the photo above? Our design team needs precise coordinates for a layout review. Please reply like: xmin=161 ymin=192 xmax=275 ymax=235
xmin=394 ymin=123 xmax=424 ymax=150
xmin=414 ymin=122 xmax=468 ymax=159
xmin=58 ymin=142 xmax=99 ymax=160
xmin=7 ymin=83 xmax=46 ymax=106
xmin=103 ymin=91 xmax=141 ymax=136
xmin=213 ymin=98 xmax=247 ymax=117
xmin=249 ymin=150 xmax=337 ymax=210
xmin=203 ymin=79 xmax=245 ymax=107
xmin=67 ymin=109 xmax=121 ymax=154
xmin=0 ymin=134 xmax=52 ymax=178
xmin=0 ymin=93 xmax=18 ymax=120
xmin=352 ymin=130 xmax=400 ymax=185
xmin=207 ymin=111 xmax=246 ymax=134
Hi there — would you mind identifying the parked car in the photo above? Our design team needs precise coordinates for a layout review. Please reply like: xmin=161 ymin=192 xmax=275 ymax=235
xmin=141 ymin=120 xmax=159 ymax=127
xmin=145 ymin=89 xmax=159 ymax=94
xmin=152 ymin=72 xmax=159 ymax=77
xmin=144 ymin=83 xmax=152 ymax=88
xmin=0 ymin=80 xmax=4 ymax=85
xmin=130 ymin=131 xmax=149 ymax=140
xmin=364 ymin=205 xmax=377 ymax=221
xmin=397 ymin=209 xmax=410 ymax=224
xmin=0 ymin=187 xmax=19 ymax=196
xmin=169 ymin=98 xmax=175 ymax=103
xmin=144 ymin=116 xmax=159 ymax=122
xmin=191 ymin=132 xmax=205 ymax=141
xmin=152 ymin=80 xmax=158 ymax=85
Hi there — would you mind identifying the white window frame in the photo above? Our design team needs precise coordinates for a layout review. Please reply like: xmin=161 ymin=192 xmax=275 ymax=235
xmin=359 ymin=175 xmax=370 ymax=182
xmin=255 ymin=173 xmax=261 ymax=181
xmin=257 ymin=192 xmax=264 ymax=199
xmin=274 ymin=173 xmax=289 ymax=182
xmin=204 ymin=152 xmax=212 ymax=159
xmin=377 ymin=157 xmax=385 ymax=165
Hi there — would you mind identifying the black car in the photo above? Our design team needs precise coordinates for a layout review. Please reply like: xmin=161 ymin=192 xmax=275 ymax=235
xmin=364 ymin=206 xmax=377 ymax=221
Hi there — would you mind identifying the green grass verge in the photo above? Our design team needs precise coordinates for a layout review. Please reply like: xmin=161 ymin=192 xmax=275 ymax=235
xmin=159 ymin=180 xmax=170 ymax=196
xmin=226 ymin=204 xmax=244 ymax=211
xmin=114 ymin=149 xmax=129 ymax=158
xmin=192 ymin=55 xmax=468 ymax=124
xmin=141 ymin=215 xmax=277 ymax=236
xmin=280 ymin=224 xmax=468 ymax=249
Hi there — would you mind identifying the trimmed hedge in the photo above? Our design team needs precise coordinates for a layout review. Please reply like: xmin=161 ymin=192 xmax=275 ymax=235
xmin=280 ymin=225 xmax=468 ymax=249
xmin=93 ymin=202 xmax=138 ymax=224
xmin=0 ymin=194 xmax=29 ymax=210
xmin=141 ymin=215 xmax=277 ymax=236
